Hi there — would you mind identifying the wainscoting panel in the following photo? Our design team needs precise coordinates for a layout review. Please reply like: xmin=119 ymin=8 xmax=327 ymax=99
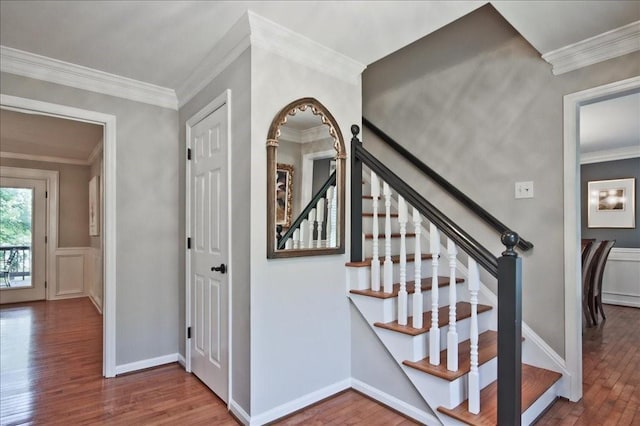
xmin=88 ymin=248 xmax=103 ymax=312
xmin=53 ymin=248 xmax=90 ymax=299
xmin=602 ymin=248 xmax=640 ymax=308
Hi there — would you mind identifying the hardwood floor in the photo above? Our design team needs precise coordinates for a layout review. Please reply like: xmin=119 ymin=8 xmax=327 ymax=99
xmin=1 ymin=298 xmax=637 ymax=425
xmin=536 ymin=304 xmax=640 ymax=425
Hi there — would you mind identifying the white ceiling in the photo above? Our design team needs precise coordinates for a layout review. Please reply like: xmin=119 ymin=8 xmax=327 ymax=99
xmin=0 ymin=1 xmax=638 ymax=161
xmin=580 ymin=92 xmax=640 ymax=155
xmin=0 ymin=109 xmax=103 ymax=163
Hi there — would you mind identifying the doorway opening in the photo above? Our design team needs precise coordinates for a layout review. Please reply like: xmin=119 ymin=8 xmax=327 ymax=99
xmin=562 ymin=76 xmax=640 ymax=402
xmin=0 ymin=94 xmax=116 ymax=377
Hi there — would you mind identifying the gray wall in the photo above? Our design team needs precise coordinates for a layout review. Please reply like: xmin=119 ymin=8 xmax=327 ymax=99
xmin=0 ymin=157 xmax=90 ymax=247
xmin=362 ymin=4 xmax=640 ymax=356
xmin=1 ymin=72 xmax=180 ymax=365
xmin=178 ymin=49 xmax=252 ymax=413
xmin=581 ymin=158 xmax=640 ymax=247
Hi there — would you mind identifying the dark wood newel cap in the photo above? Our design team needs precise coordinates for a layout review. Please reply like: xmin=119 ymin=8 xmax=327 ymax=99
xmin=351 ymin=124 xmax=360 ymax=138
xmin=501 ymin=231 xmax=519 ymax=257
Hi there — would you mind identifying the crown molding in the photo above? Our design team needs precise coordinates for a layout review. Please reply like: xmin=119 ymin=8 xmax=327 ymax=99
xmin=279 ymin=124 xmax=331 ymax=144
xmin=176 ymin=11 xmax=366 ymax=108
xmin=87 ymin=142 xmax=104 ymax=165
xmin=0 ymin=46 xmax=178 ymax=110
xmin=0 ymin=151 xmax=90 ymax=166
xmin=542 ymin=21 xmax=640 ymax=75
xmin=248 ymin=11 xmax=365 ymax=86
xmin=580 ymin=144 xmax=640 ymax=164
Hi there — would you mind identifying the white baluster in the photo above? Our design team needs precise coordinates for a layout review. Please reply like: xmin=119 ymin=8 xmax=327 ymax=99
xmin=299 ymin=219 xmax=308 ymax=249
xmin=370 ymin=172 xmax=381 ymax=291
xmin=307 ymin=209 xmax=316 ymax=249
xmin=292 ymin=229 xmax=300 ymax=249
xmin=412 ymin=207 xmax=423 ymax=329
xmin=285 ymin=238 xmax=293 ymax=249
xmin=383 ymin=182 xmax=393 ymax=293
xmin=397 ymin=196 xmax=408 ymax=326
xmin=329 ymin=186 xmax=337 ymax=247
xmin=316 ymin=198 xmax=325 ymax=248
xmin=447 ymin=238 xmax=459 ymax=372
xmin=326 ymin=187 xmax=334 ymax=248
xmin=468 ymin=257 xmax=481 ymax=414
xmin=429 ymin=223 xmax=441 ymax=365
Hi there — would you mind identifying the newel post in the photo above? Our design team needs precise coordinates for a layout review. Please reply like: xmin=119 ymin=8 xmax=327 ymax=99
xmin=498 ymin=231 xmax=522 ymax=425
xmin=350 ymin=125 xmax=363 ymax=262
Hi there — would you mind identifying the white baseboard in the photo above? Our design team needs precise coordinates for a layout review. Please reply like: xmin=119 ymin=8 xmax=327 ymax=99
xmin=177 ymin=353 xmax=186 ymax=368
xmin=351 ymin=378 xmax=440 ymax=425
xmin=602 ymin=291 xmax=640 ymax=308
xmin=230 ymin=399 xmax=251 ymax=426
xmin=115 ymin=353 xmax=179 ymax=375
xmin=249 ymin=379 xmax=351 ymax=425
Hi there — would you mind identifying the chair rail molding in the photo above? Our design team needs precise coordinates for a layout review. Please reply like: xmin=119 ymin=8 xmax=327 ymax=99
xmin=542 ymin=21 xmax=640 ymax=75
xmin=0 ymin=45 xmax=178 ymax=110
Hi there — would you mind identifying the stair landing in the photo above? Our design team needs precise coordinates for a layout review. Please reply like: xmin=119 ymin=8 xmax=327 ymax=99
xmin=437 ymin=364 xmax=562 ymax=426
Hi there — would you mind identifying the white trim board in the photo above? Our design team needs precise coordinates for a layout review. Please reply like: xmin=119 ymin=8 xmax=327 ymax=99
xmin=602 ymin=247 xmax=640 ymax=308
xmin=0 ymin=151 xmax=91 ymax=166
xmin=1 ymin=93 xmax=118 ymax=379
xmin=115 ymin=353 xmax=180 ymax=376
xmin=562 ymin=75 xmax=640 ymax=402
xmin=0 ymin=45 xmax=178 ymax=110
xmin=542 ymin=21 xmax=640 ymax=75
xmin=249 ymin=379 xmax=351 ymax=426
xmin=580 ymin=145 xmax=640 ymax=164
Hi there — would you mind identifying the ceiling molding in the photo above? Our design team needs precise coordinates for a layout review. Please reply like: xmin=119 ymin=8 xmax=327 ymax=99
xmin=0 ymin=151 xmax=90 ymax=166
xmin=176 ymin=13 xmax=252 ymax=108
xmin=542 ymin=21 xmax=640 ymax=75
xmin=279 ymin=124 xmax=331 ymax=144
xmin=176 ymin=11 xmax=366 ymax=108
xmin=248 ymin=11 xmax=366 ymax=86
xmin=0 ymin=45 xmax=178 ymax=110
xmin=580 ymin=145 xmax=640 ymax=164
xmin=87 ymin=142 xmax=103 ymax=165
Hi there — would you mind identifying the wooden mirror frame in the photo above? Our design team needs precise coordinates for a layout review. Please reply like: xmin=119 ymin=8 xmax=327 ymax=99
xmin=266 ymin=97 xmax=346 ymax=259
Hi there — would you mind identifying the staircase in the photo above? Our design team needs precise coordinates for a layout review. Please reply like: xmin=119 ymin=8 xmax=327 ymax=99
xmin=346 ymin=124 xmax=564 ymax=425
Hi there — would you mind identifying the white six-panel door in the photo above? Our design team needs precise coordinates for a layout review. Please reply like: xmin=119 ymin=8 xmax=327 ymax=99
xmin=189 ymin=104 xmax=229 ymax=403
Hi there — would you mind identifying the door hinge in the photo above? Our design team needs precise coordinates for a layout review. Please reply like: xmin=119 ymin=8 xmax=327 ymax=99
xmin=187 ymin=237 xmax=191 ymax=249
xmin=45 ymin=191 xmax=48 ymax=198
xmin=187 ymin=326 xmax=191 ymax=339
xmin=45 ymin=281 xmax=47 ymax=289
xmin=187 ymin=148 xmax=192 ymax=160
xmin=45 ymin=236 xmax=48 ymax=244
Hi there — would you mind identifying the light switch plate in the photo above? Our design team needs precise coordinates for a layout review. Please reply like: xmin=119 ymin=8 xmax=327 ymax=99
xmin=515 ymin=181 xmax=534 ymax=199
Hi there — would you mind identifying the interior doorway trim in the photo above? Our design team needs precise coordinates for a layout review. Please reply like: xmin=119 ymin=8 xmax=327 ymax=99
xmin=562 ymin=75 xmax=640 ymax=402
xmin=0 ymin=93 xmax=117 ymax=378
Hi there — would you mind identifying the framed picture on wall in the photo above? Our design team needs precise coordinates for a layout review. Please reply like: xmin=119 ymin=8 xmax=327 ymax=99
xmin=587 ymin=178 xmax=635 ymax=228
xmin=89 ymin=175 xmax=100 ymax=236
xmin=276 ymin=163 xmax=294 ymax=228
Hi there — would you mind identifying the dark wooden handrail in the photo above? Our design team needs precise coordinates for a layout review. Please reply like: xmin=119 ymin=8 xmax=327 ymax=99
xmin=277 ymin=171 xmax=337 ymax=249
xmin=362 ymin=117 xmax=533 ymax=252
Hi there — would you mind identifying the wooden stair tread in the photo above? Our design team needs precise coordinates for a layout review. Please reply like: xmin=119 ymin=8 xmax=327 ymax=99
xmin=362 ymin=212 xmax=399 ymax=218
xmin=403 ymin=331 xmax=498 ymax=381
xmin=364 ymin=233 xmax=416 ymax=239
xmin=437 ymin=364 xmax=562 ymax=426
xmin=350 ymin=276 xmax=464 ymax=299
xmin=374 ymin=302 xmax=492 ymax=336
xmin=362 ymin=195 xmax=374 ymax=199
xmin=345 ymin=253 xmax=433 ymax=267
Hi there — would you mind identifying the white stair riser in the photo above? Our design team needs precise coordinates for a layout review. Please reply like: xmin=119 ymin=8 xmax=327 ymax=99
xmin=522 ymin=381 xmax=560 ymax=426
xmin=364 ymin=235 xmax=421 ymax=259
xmin=349 ymin=294 xmax=397 ymax=324
xmin=372 ymin=311 xmax=492 ymax=363
xmin=351 ymin=259 xmax=452 ymax=286
xmin=405 ymin=357 xmax=497 ymax=409
xmin=362 ymin=215 xmax=404 ymax=234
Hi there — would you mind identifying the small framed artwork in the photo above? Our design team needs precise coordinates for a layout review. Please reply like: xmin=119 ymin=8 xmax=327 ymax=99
xmin=89 ymin=175 xmax=100 ymax=236
xmin=276 ymin=163 xmax=294 ymax=227
xmin=587 ymin=178 xmax=635 ymax=228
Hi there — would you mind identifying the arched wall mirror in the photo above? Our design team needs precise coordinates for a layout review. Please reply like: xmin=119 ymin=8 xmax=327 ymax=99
xmin=266 ymin=98 xmax=346 ymax=258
